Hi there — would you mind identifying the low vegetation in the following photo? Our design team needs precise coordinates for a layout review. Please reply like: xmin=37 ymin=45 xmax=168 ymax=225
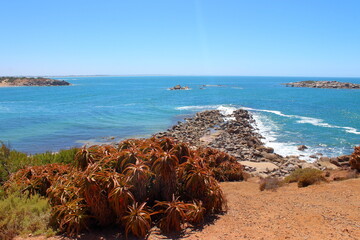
xmin=284 ymin=168 xmax=325 ymax=187
xmin=3 ymin=137 xmax=244 ymax=238
xmin=259 ymin=177 xmax=282 ymax=191
xmin=0 ymin=192 xmax=55 ymax=240
xmin=0 ymin=142 xmax=78 ymax=184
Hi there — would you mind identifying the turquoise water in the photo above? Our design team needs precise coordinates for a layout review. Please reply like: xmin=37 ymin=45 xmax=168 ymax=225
xmin=0 ymin=76 xmax=359 ymax=160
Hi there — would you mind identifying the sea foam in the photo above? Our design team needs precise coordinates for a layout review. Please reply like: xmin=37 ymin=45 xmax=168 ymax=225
xmin=242 ymin=107 xmax=360 ymax=136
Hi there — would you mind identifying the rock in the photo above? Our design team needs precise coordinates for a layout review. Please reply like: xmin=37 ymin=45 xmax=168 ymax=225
xmin=262 ymin=152 xmax=282 ymax=162
xmin=316 ymin=157 xmax=339 ymax=170
xmin=239 ymin=161 xmax=279 ymax=174
xmin=329 ymin=157 xmax=341 ymax=167
xmin=297 ymin=145 xmax=308 ymax=151
xmin=300 ymin=162 xmax=318 ymax=169
xmin=283 ymin=81 xmax=360 ymax=89
xmin=337 ymin=155 xmax=350 ymax=163
xmin=257 ymin=145 xmax=274 ymax=153
xmin=169 ymin=85 xmax=190 ymax=90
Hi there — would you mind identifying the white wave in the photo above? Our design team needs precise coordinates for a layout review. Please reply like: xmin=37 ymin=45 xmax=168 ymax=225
xmin=252 ymin=113 xmax=326 ymax=162
xmin=217 ymin=106 xmax=237 ymax=116
xmin=176 ymin=105 xmax=237 ymax=121
xmin=241 ymin=107 xmax=294 ymax=118
xmin=343 ymin=127 xmax=360 ymax=135
xmin=242 ymin=107 xmax=360 ymax=136
xmin=296 ymin=116 xmax=334 ymax=128
xmin=176 ymin=105 xmax=226 ymax=111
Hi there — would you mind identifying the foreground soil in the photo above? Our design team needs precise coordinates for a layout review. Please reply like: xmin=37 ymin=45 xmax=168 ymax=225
xmin=19 ymin=178 xmax=360 ymax=240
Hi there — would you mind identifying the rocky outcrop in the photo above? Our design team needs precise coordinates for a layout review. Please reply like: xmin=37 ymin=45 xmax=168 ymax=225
xmin=283 ymin=81 xmax=360 ymax=89
xmin=169 ymin=85 xmax=190 ymax=90
xmin=154 ymin=109 xmax=355 ymax=177
xmin=0 ymin=77 xmax=70 ymax=87
xmin=154 ymin=109 xmax=322 ymax=177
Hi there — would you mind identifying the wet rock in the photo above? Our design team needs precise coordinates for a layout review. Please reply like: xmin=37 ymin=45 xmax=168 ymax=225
xmin=169 ymin=85 xmax=190 ymax=90
xmin=297 ymin=145 xmax=308 ymax=151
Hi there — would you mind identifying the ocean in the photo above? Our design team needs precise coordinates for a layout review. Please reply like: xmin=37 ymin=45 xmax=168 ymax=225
xmin=0 ymin=76 xmax=359 ymax=161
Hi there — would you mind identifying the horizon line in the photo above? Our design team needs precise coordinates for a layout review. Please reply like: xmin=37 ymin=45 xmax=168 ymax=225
xmin=1 ymin=74 xmax=360 ymax=78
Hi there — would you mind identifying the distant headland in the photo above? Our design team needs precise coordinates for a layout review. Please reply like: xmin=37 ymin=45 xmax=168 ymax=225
xmin=283 ymin=80 xmax=360 ymax=89
xmin=0 ymin=77 xmax=70 ymax=87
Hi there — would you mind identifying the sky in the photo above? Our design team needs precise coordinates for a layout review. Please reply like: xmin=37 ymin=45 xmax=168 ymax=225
xmin=1 ymin=0 xmax=360 ymax=77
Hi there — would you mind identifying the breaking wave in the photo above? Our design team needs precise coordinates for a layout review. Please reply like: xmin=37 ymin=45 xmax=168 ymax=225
xmin=242 ymin=107 xmax=360 ymax=135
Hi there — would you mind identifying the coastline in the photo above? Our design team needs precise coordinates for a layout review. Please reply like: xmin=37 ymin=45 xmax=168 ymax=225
xmin=154 ymin=108 xmax=349 ymax=177
xmin=0 ymin=77 xmax=71 ymax=87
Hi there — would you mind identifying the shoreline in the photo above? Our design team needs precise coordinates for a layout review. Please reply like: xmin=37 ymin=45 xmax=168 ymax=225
xmin=154 ymin=108 xmax=350 ymax=177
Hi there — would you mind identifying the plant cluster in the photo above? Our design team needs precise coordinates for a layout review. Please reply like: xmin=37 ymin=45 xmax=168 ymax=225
xmin=284 ymin=168 xmax=325 ymax=187
xmin=349 ymin=146 xmax=360 ymax=172
xmin=0 ymin=142 xmax=77 ymax=184
xmin=5 ymin=137 xmax=244 ymax=238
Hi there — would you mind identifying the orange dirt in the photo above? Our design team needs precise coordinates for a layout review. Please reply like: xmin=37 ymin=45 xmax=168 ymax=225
xmin=17 ymin=178 xmax=360 ymax=240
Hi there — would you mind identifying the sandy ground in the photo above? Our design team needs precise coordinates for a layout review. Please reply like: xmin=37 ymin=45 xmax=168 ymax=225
xmin=18 ymin=178 xmax=360 ymax=240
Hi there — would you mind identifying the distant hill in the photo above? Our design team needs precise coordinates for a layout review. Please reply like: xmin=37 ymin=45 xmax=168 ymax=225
xmin=0 ymin=77 xmax=70 ymax=87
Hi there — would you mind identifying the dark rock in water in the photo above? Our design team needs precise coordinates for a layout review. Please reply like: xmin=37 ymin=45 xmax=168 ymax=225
xmin=283 ymin=81 xmax=360 ymax=89
xmin=297 ymin=145 xmax=308 ymax=151
xmin=169 ymin=85 xmax=190 ymax=90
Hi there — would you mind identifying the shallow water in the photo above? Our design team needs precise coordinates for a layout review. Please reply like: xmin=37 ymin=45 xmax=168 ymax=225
xmin=0 ymin=76 xmax=359 ymax=159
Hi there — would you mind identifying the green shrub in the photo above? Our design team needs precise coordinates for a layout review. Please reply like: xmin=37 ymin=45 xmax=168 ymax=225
xmin=29 ymin=148 xmax=79 ymax=165
xmin=284 ymin=168 xmax=325 ymax=188
xmin=0 ymin=192 xmax=55 ymax=239
xmin=0 ymin=142 xmax=78 ymax=184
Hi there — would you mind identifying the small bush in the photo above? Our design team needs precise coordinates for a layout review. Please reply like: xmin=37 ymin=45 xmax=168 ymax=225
xmin=284 ymin=168 xmax=325 ymax=188
xmin=0 ymin=141 xmax=77 ymax=184
xmin=259 ymin=177 xmax=282 ymax=191
xmin=349 ymin=146 xmax=360 ymax=172
xmin=0 ymin=192 xmax=55 ymax=239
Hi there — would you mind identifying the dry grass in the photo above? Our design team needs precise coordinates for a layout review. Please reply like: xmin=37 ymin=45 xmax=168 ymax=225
xmin=284 ymin=168 xmax=325 ymax=188
xmin=259 ymin=177 xmax=282 ymax=191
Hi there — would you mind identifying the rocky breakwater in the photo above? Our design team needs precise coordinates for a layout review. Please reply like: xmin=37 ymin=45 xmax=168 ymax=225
xmin=283 ymin=80 xmax=360 ymax=89
xmin=155 ymin=109 xmax=330 ymax=177
xmin=0 ymin=77 xmax=70 ymax=87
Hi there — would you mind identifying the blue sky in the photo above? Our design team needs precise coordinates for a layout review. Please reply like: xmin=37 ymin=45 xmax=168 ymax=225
xmin=1 ymin=0 xmax=360 ymax=77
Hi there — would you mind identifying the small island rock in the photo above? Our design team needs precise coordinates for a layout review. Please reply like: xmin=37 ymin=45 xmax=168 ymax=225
xmin=0 ymin=77 xmax=70 ymax=87
xmin=169 ymin=85 xmax=190 ymax=90
xmin=283 ymin=80 xmax=360 ymax=89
